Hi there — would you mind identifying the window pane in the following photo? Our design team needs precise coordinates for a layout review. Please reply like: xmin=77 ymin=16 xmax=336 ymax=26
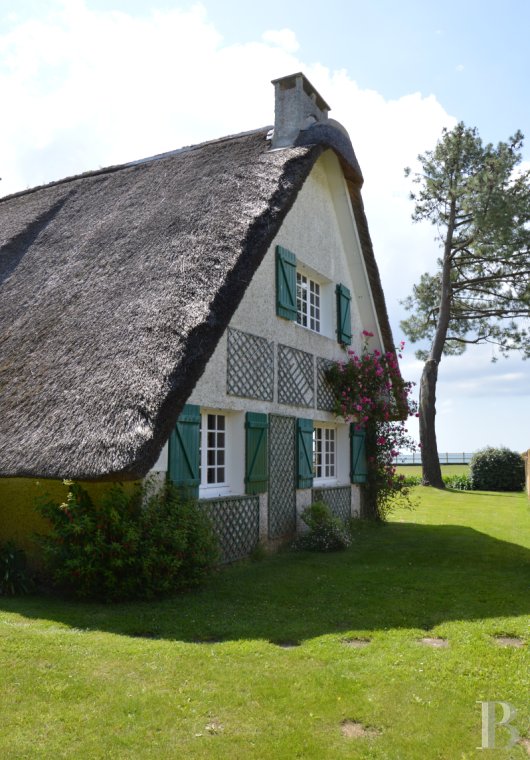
xmin=202 ymin=413 xmax=227 ymax=486
xmin=314 ymin=427 xmax=335 ymax=478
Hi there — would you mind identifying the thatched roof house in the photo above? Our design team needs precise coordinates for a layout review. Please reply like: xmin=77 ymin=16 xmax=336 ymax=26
xmin=0 ymin=73 xmax=395 ymax=484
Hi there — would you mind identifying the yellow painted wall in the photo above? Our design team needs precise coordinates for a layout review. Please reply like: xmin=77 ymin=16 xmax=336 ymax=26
xmin=0 ymin=478 xmax=138 ymax=561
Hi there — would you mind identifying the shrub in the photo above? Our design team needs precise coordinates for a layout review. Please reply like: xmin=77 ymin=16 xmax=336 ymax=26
xmin=443 ymin=473 xmax=473 ymax=491
xmin=0 ymin=542 xmax=33 ymax=596
xmin=36 ymin=480 xmax=218 ymax=601
xmin=292 ymin=501 xmax=351 ymax=552
xmin=470 ymin=447 xmax=525 ymax=492
xmin=134 ymin=481 xmax=218 ymax=593
xmin=398 ymin=471 xmax=473 ymax=489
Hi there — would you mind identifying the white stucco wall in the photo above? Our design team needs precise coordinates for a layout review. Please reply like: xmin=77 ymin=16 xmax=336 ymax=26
xmin=154 ymin=149 xmax=380 ymax=514
xmin=188 ymin=149 xmax=382 ymax=419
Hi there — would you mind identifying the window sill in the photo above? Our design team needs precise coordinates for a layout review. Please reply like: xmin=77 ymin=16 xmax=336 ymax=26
xmin=199 ymin=485 xmax=231 ymax=499
xmin=313 ymin=478 xmax=338 ymax=487
xmin=294 ymin=322 xmax=333 ymax=340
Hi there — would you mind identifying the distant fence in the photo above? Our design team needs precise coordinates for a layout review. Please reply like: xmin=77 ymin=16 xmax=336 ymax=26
xmin=395 ymin=452 xmax=473 ymax=465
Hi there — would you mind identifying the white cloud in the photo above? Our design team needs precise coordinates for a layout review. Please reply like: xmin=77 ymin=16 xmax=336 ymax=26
xmin=1 ymin=1 xmax=528 ymax=449
xmin=0 ymin=0 xmax=458 ymax=347
xmin=0 ymin=2 xmax=453 ymax=199
xmin=455 ymin=64 xmax=465 ymax=72
xmin=262 ymin=28 xmax=300 ymax=53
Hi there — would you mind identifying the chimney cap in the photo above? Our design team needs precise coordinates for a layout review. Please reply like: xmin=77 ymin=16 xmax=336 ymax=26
xmin=271 ymin=72 xmax=331 ymax=113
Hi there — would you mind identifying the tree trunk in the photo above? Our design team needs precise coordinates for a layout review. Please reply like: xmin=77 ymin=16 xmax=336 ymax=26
xmin=419 ymin=199 xmax=456 ymax=488
xmin=419 ymin=359 xmax=444 ymax=488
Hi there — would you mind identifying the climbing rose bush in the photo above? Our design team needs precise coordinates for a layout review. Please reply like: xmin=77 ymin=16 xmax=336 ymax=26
xmin=326 ymin=332 xmax=418 ymax=520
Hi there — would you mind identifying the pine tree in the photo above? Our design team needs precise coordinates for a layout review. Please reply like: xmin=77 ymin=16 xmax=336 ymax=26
xmin=401 ymin=123 xmax=530 ymax=487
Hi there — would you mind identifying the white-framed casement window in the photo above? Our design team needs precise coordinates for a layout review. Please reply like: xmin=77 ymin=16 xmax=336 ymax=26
xmin=296 ymin=271 xmax=321 ymax=332
xmin=199 ymin=411 xmax=231 ymax=497
xmin=313 ymin=425 xmax=337 ymax=482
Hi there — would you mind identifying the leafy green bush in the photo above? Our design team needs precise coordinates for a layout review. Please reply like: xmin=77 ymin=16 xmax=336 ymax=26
xmin=0 ymin=541 xmax=33 ymax=596
xmin=443 ymin=473 xmax=473 ymax=491
xmin=292 ymin=501 xmax=351 ymax=552
xmin=399 ymin=472 xmax=473 ymax=489
xmin=36 ymin=480 xmax=218 ymax=601
xmin=470 ymin=447 xmax=525 ymax=492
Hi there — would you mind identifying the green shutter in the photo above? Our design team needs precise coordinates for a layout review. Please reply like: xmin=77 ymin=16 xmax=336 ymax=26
xmin=336 ymin=283 xmax=352 ymax=345
xmin=276 ymin=245 xmax=297 ymax=320
xmin=245 ymin=412 xmax=269 ymax=494
xmin=297 ymin=417 xmax=314 ymax=489
xmin=350 ymin=425 xmax=368 ymax=484
xmin=168 ymin=403 xmax=200 ymax=498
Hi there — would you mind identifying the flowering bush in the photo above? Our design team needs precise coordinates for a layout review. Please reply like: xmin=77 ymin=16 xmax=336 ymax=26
xmin=326 ymin=332 xmax=418 ymax=520
xmin=36 ymin=479 xmax=218 ymax=601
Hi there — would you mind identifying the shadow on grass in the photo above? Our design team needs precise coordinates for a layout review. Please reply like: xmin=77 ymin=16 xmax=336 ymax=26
xmin=1 ymin=522 xmax=529 ymax=643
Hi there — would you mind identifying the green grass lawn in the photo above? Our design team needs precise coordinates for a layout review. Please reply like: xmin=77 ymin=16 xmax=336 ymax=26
xmin=1 ymin=488 xmax=529 ymax=759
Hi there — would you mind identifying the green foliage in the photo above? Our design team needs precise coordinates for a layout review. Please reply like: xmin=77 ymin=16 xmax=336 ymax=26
xmin=0 ymin=541 xmax=33 ymax=596
xmin=325 ymin=334 xmax=418 ymax=521
xmin=292 ymin=501 xmax=351 ymax=552
xmin=400 ymin=472 xmax=473 ymax=490
xmin=401 ymin=122 xmax=530 ymax=487
xmin=470 ymin=447 xmax=525 ymax=492
xmin=402 ymin=122 xmax=530 ymax=360
xmin=36 ymin=480 xmax=218 ymax=601
xmin=443 ymin=473 xmax=473 ymax=491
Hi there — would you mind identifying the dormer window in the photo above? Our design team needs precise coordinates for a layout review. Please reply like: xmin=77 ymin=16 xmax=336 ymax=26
xmin=296 ymin=272 xmax=321 ymax=332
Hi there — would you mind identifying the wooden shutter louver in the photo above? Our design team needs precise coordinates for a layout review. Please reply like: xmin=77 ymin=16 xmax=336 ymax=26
xmin=350 ymin=425 xmax=368 ymax=484
xmin=245 ymin=412 xmax=269 ymax=494
xmin=336 ymin=283 xmax=352 ymax=346
xmin=297 ymin=417 xmax=314 ymax=489
xmin=276 ymin=245 xmax=297 ymax=320
xmin=168 ymin=403 xmax=201 ymax=498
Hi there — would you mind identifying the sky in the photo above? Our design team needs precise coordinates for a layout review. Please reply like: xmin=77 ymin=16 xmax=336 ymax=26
xmin=1 ymin=0 xmax=529 ymax=453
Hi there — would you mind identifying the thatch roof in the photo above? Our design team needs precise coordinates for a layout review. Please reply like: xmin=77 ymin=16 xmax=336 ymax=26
xmin=0 ymin=124 xmax=395 ymax=480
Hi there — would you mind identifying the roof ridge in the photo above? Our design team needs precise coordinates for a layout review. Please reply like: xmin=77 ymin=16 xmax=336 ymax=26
xmin=0 ymin=126 xmax=271 ymax=205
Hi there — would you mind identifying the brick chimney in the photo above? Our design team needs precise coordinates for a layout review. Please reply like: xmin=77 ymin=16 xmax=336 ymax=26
xmin=271 ymin=72 xmax=330 ymax=149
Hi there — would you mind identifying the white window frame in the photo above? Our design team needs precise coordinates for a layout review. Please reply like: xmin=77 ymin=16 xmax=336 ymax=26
xmin=199 ymin=411 xmax=231 ymax=498
xmin=313 ymin=424 xmax=337 ymax=483
xmin=296 ymin=271 xmax=321 ymax=333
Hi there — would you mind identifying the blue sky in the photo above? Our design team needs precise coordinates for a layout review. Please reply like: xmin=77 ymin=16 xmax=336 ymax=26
xmin=1 ymin=0 xmax=529 ymax=453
